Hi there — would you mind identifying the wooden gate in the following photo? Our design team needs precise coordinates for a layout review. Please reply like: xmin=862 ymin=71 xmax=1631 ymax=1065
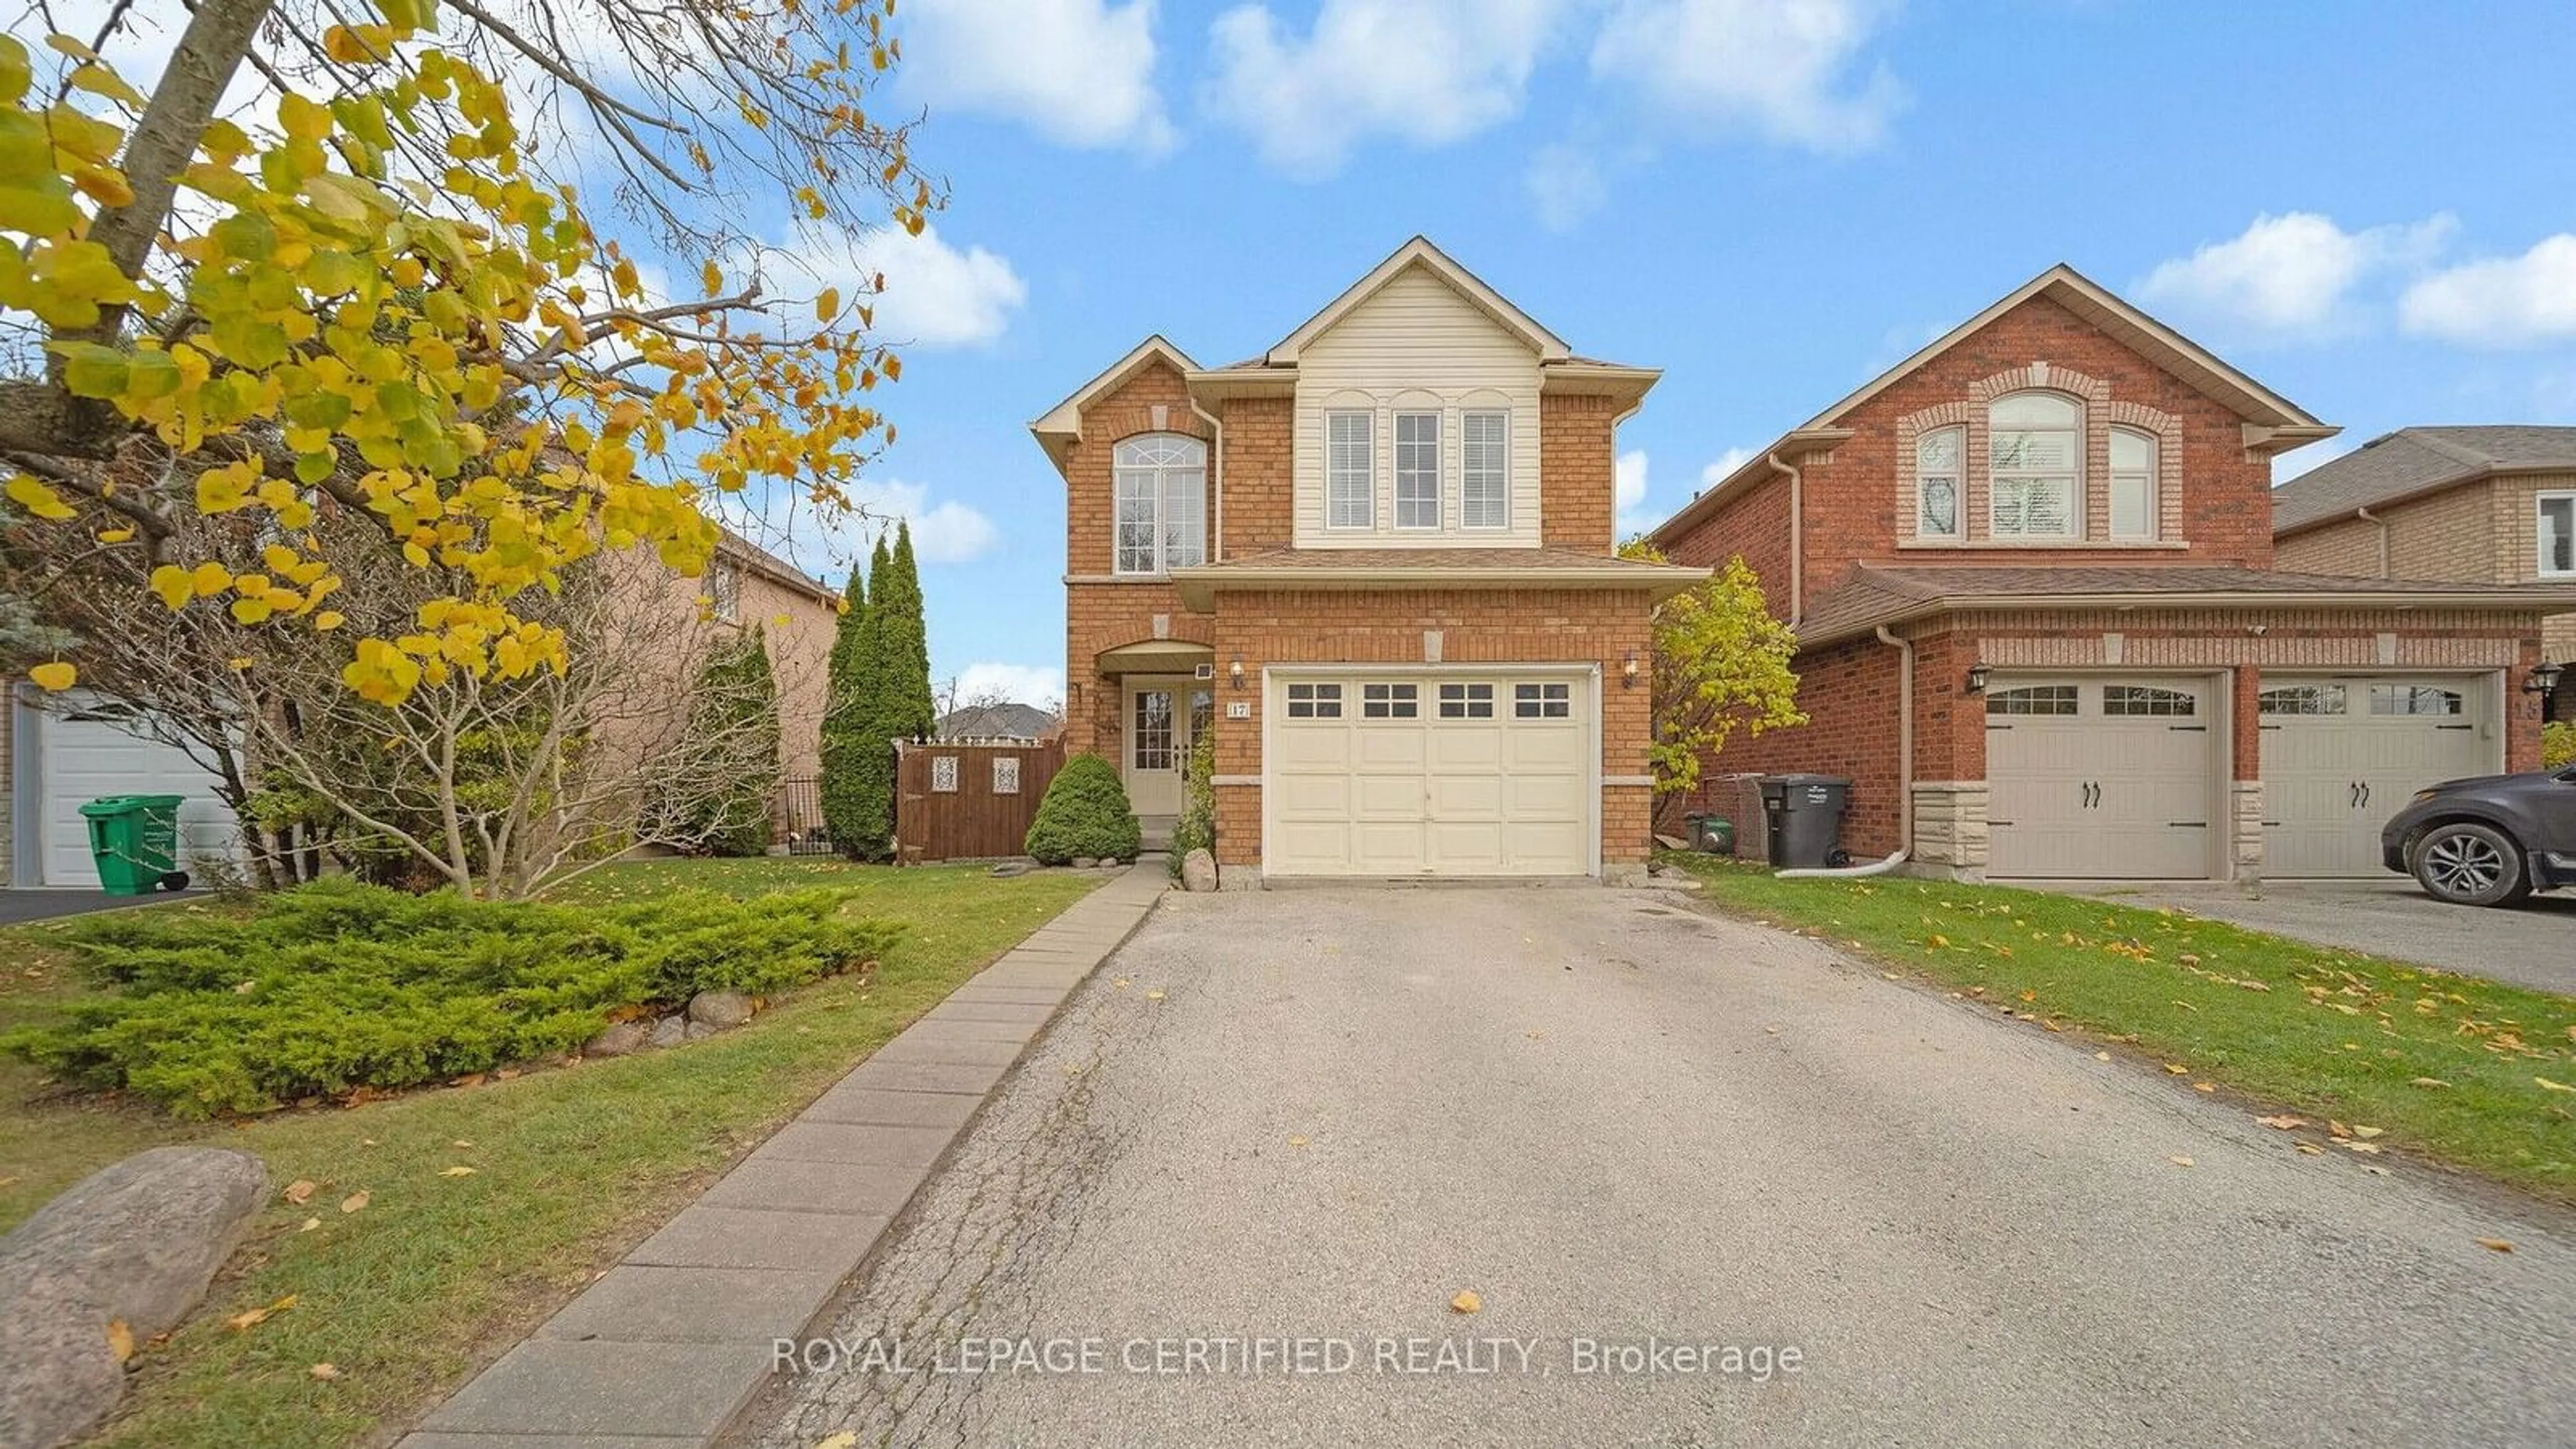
xmin=894 ymin=738 xmax=1065 ymax=863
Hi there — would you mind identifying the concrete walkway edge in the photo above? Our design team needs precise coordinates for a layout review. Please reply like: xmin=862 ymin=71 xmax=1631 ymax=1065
xmin=399 ymin=863 xmax=1170 ymax=1449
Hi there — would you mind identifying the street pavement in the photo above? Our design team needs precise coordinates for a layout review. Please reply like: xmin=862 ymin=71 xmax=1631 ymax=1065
xmin=2087 ymin=878 xmax=2576 ymax=998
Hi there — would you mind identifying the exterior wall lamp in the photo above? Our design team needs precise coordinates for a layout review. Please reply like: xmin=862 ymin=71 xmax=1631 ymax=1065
xmin=2525 ymin=661 xmax=2565 ymax=696
xmin=1621 ymin=650 xmax=1640 ymax=689
xmin=1229 ymin=655 xmax=1245 ymax=690
xmin=1964 ymin=663 xmax=1990 ymax=696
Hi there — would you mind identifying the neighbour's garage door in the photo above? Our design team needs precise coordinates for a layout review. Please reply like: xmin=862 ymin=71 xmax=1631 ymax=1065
xmin=1985 ymin=676 xmax=2218 ymax=879
xmin=1267 ymin=672 xmax=1593 ymax=877
xmin=2259 ymin=676 xmax=2493 ymax=878
xmin=32 ymin=694 xmax=240 ymax=888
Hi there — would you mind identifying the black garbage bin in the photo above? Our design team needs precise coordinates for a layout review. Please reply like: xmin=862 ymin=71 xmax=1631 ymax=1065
xmin=1760 ymin=775 xmax=1851 ymax=868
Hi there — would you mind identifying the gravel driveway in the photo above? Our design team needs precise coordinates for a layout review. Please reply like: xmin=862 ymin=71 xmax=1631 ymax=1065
xmin=745 ymin=886 xmax=2576 ymax=1448
xmin=2086 ymin=879 xmax=2576 ymax=998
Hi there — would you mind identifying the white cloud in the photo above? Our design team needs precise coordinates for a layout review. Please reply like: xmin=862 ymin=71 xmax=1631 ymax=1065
xmin=743 ymin=477 xmax=1000 ymax=578
xmin=899 ymin=0 xmax=1175 ymax=152
xmin=952 ymin=661 xmax=1067 ymax=710
xmin=2399 ymin=235 xmax=2576 ymax=348
xmin=1615 ymin=448 xmax=1652 ymax=535
xmin=769 ymin=223 xmax=1028 ymax=349
xmin=1701 ymin=446 xmax=1756 ymax=490
xmin=1589 ymin=0 xmax=1902 ymax=153
xmin=1525 ymin=143 xmax=1609 ymax=233
xmin=1203 ymin=0 xmax=1572 ymax=177
xmin=2135 ymin=211 xmax=2456 ymax=341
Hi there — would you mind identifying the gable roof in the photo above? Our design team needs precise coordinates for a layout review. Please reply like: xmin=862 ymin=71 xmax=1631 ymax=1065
xmin=1650 ymin=263 xmax=2337 ymax=547
xmin=936 ymin=702 xmax=1059 ymax=741
xmin=1028 ymin=334 xmax=1199 ymax=468
xmin=2272 ymin=425 xmax=2576 ymax=536
xmin=1263 ymin=235 xmax=1572 ymax=366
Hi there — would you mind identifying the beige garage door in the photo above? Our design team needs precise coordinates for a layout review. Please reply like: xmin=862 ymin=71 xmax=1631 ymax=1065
xmin=1985 ymin=676 xmax=2219 ymax=880
xmin=1267 ymin=673 xmax=1593 ymax=877
xmin=2259 ymin=677 xmax=2494 ymax=878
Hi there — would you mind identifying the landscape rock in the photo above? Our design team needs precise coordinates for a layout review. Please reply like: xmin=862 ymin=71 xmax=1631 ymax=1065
xmin=582 ymin=1020 xmax=650 ymax=1058
xmin=687 ymin=989 xmax=754 ymax=1030
xmin=1181 ymin=849 xmax=1219 ymax=893
xmin=1652 ymin=833 xmax=1693 ymax=852
xmin=685 ymin=1020 xmax=720 ymax=1041
xmin=649 ymin=1014 xmax=688 ymax=1049
xmin=988 ymin=860 xmax=1034 ymax=877
xmin=1072 ymin=857 xmax=1097 ymax=870
xmin=0 ymin=1146 xmax=267 ymax=1448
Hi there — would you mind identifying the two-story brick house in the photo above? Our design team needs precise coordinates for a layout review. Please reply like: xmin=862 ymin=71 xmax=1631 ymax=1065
xmin=1650 ymin=265 xmax=2575 ymax=884
xmin=2271 ymin=426 xmax=2576 ymax=722
xmin=1032 ymin=238 xmax=1703 ymax=883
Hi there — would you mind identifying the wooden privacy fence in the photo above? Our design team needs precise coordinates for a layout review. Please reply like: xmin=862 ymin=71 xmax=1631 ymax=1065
xmin=894 ymin=737 xmax=1065 ymax=863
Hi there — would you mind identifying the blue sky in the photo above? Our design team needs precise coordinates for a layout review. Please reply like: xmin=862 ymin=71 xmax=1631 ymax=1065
xmin=839 ymin=0 xmax=2576 ymax=709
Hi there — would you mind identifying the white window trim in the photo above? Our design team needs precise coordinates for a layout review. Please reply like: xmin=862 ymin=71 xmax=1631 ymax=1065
xmin=2538 ymin=491 xmax=2576 ymax=578
xmin=708 ymin=557 xmax=742 ymax=624
xmin=1987 ymin=393 xmax=2084 ymax=541
xmin=1915 ymin=425 xmax=1963 ymax=541
xmin=1392 ymin=411 xmax=1442 ymax=531
xmin=1111 ymin=433 xmax=1207 ymax=577
xmin=2107 ymin=425 xmax=2159 ymax=542
xmin=1324 ymin=410 xmax=1374 ymax=531
xmin=1461 ymin=409 xmax=1510 ymax=531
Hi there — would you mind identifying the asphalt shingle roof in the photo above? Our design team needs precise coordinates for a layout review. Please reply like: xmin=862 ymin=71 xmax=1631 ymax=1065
xmin=2272 ymin=425 xmax=2576 ymax=533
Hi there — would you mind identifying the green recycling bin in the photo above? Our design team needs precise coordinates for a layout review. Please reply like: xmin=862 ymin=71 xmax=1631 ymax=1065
xmin=79 ymin=794 xmax=189 ymax=896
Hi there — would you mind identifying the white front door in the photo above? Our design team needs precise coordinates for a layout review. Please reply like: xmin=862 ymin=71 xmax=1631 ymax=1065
xmin=1122 ymin=678 xmax=1207 ymax=818
xmin=1984 ymin=676 xmax=2220 ymax=880
xmin=2260 ymin=676 xmax=2495 ymax=877
xmin=1266 ymin=671 xmax=1595 ymax=877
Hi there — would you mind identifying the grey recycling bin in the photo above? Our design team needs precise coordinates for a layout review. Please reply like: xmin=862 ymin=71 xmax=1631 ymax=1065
xmin=1760 ymin=775 xmax=1851 ymax=869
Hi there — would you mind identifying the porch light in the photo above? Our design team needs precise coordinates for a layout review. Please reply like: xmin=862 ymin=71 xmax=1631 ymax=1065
xmin=1229 ymin=655 xmax=1245 ymax=690
xmin=1622 ymin=650 xmax=1640 ymax=689
xmin=1964 ymin=663 xmax=1990 ymax=696
xmin=2527 ymin=661 xmax=2565 ymax=696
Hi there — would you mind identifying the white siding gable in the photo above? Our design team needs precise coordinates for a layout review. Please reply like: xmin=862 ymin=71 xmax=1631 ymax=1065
xmin=1293 ymin=266 xmax=1543 ymax=548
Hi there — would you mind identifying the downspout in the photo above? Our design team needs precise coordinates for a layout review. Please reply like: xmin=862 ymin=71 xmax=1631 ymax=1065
xmin=1874 ymin=625 xmax=1915 ymax=859
xmin=1768 ymin=451 xmax=1805 ymax=627
xmin=2355 ymin=506 xmax=2390 ymax=579
xmin=1191 ymin=396 xmax=1226 ymax=562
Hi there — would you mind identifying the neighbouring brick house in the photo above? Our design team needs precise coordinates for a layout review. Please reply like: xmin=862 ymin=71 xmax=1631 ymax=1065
xmin=2271 ymin=426 xmax=2576 ymax=722
xmin=1032 ymin=237 xmax=1703 ymax=883
xmin=1650 ymin=265 xmax=2576 ymax=884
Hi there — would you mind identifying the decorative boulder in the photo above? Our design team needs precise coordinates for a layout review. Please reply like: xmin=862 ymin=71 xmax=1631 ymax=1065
xmin=687 ymin=989 xmax=753 ymax=1030
xmin=649 ymin=1015 xmax=688 ymax=1049
xmin=0 ymin=1146 xmax=268 ymax=1448
xmin=583 ymin=1020 xmax=651 ymax=1058
xmin=1072 ymin=857 xmax=1097 ymax=870
xmin=1181 ymin=849 xmax=1219 ymax=893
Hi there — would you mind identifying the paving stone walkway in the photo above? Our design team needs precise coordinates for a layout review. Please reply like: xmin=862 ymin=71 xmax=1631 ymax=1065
xmin=398 ymin=863 xmax=1170 ymax=1449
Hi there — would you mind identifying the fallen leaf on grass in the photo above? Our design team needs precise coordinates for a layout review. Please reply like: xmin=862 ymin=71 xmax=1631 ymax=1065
xmin=309 ymin=1362 xmax=341 ymax=1381
xmin=2192 ymin=1082 xmax=2215 ymax=1093
xmin=227 ymin=1294 xmax=299 ymax=1332
xmin=2351 ymin=1125 xmax=2385 ymax=1140
xmin=2537 ymin=1076 xmax=2575 ymax=1093
xmin=106 ymin=1320 xmax=133 ymax=1363
xmin=2476 ymin=1238 xmax=2514 ymax=1254
xmin=2164 ymin=1064 xmax=2190 ymax=1075
xmin=2339 ymin=1140 xmax=2383 ymax=1155
xmin=2409 ymin=1077 xmax=2451 ymax=1089
xmin=1449 ymin=1290 xmax=1482 ymax=1315
xmin=2255 ymin=1115 xmax=2307 ymax=1130
xmin=450 ymin=1140 xmax=474 ymax=1149
xmin=339 ymin=1191 xmax=369 ymax=1214
xmin=281 ymin=1180 xmax=316 ymax=1205
xmin=438 ymin=1166 xmax=477 ymax=1178
xmin=299 ymin=1217 xmax=320 ymax=1232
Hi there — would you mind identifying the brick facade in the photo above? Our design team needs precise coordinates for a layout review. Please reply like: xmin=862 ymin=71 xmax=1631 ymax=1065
xmin=1538 ymin=393 xmax=1619 ymax=549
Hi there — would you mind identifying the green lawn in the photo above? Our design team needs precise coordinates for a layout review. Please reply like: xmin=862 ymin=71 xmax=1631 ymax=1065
xmin=0 ymin=859 xmax=1102 ymax=1449
xmin=1668 ymin=855 xmax=2576 ymax=1201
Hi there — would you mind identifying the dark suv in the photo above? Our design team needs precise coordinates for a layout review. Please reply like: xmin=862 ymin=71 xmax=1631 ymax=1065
xmin=2381 ymin=767 xmax=2576 ymax=906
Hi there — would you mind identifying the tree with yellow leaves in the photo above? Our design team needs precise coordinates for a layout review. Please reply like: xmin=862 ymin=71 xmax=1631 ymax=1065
xmin=1619 ymin=541 xmax=1807 ymax=828
xmin=1 ymin=0 xmax=932 ymax=709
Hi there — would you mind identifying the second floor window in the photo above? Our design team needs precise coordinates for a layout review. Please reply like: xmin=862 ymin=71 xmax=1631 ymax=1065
xmin=1988 ymin=392 xmax=2081 ymax=539
xmin=1916 ymin=426 xmax=1962 ymax=539
xmin=709 ymin=557 xmax=742 ymax=623
xmin=1326 ymin=411 xmax=1373 ymax=528
xmin=1394 ymin=412 xmax=1441 ymax=529
xmin=2109 ymin=427 xmax=2157 ymax=540
xmin=1462 ymin=411 xmax=1509 ymax=529
xmin=2541 ymin=494 xmax=2575 ymax=577
xmin=1113 ymin=433 xmax=1205 ymax=574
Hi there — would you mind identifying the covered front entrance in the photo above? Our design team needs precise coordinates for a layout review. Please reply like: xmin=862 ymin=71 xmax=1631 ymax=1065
xmin=1984 ymin=674 xmax=2222 ymax=880
xmin=1121 ymin=676 xmax=1212 ymax=820
xmin=2258 ymin=674 xmax=2498 ymax=877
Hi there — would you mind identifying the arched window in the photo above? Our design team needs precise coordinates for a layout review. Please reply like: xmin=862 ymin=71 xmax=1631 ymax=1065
xmin=2109 ymin=427 xmax=2157 ymax=541
xmin=1988 ymin=392 xmax=2081 ymax=539
xmin=1915 ymin=425 xmax=1962 ymax=539
xmin=1112 ymin=433 xmax=1206 ymax=574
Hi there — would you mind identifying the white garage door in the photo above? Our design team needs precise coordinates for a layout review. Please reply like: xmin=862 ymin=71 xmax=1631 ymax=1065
xmin=2259 ymin=677 xmax=2494 ymax=878
xmin=1985 ymin=676 xmax=2219 ymax=880
xmin=30 ymin=694 xmax=240 ymax=888
xmin=1267 ymin=672 xmax=1593 ymax=877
